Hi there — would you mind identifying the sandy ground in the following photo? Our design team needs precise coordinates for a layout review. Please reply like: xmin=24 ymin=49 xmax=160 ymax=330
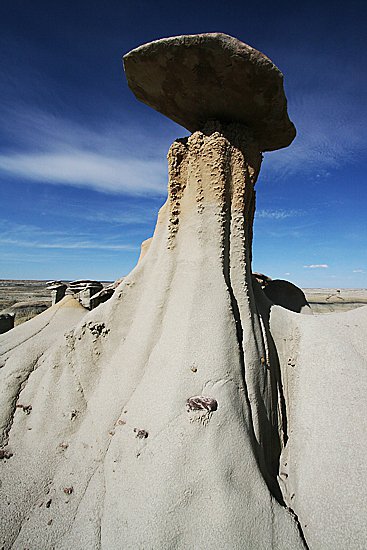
xmin=303 ymin=288 xmax=367 ymax=313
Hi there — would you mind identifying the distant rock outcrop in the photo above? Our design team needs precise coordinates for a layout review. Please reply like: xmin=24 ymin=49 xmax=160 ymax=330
xmin=263 ymin=279 xmax=311 ymax=314
xmin=0 ymin=313 xmax=14 ymax=334
xmin=46 ymin=281 xmax=67 ymax=305
xmin=66 ymin=280 xmax=104 ymax=309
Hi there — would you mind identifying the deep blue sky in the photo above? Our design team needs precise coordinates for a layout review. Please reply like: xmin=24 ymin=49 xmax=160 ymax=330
xmin=1 ymin=0 xmax=366 ymax=287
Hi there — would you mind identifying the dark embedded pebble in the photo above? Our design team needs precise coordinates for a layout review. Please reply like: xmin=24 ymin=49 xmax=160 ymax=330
xmin=0 ymin=449 xmax=13 ymax=460
xmin=186 ymin=396 xmax=218 ymax=412
xmin=133 ymin=428 xmax=148 ymax=439
xmin=16 ymin=404 xmax=32 ymax=414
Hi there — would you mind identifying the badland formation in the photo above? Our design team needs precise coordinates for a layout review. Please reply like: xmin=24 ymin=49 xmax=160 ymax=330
xmin=0 ymin=34 xmax=366 ymax=549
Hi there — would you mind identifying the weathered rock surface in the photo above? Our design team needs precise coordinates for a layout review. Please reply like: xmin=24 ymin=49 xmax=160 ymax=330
xmin=0 ymin=295 xmax=87 ymax=445
xmin=123 ymin=33 xmax=296 ymax=151
xmin=0 ymin=32 xmax=365 ymax=550
xmin=89 ymin=278 xmax=126 ymax=309
xmin=89 ymin=287 xmax=115 ymax=309
xmin=270 ymin=304 xmax=367 ymax=548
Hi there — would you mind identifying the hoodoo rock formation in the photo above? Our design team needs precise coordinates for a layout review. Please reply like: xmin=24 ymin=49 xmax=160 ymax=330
xmin=1 ymin=33 xmax=367 ymax=549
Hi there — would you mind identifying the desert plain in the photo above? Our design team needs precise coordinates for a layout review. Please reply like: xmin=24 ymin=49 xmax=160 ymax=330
xmin=1 ymin=279 xmax=367 ymax=324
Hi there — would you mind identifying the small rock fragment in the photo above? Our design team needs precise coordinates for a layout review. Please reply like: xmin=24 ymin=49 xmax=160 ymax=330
xmin=63 ymin=487 xmax=73 ymax=495
xmin=133 ymin=428 xmax=148 ymax=439
xmin=46 ymin=499 xmax=52 ymax=508
xmin=16 ymin=404 xmax=32 ymax=414
xmin=0 ymin=449 xmax=13 ymax=460
xmin=70 ymin=409 xmax=79 ymax=420
xmin=186 ymin=396 xmax=218 ymax=412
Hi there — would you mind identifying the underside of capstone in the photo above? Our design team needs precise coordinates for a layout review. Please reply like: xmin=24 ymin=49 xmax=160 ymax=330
xmin=123 ymin=33 xmax=296 ymax=151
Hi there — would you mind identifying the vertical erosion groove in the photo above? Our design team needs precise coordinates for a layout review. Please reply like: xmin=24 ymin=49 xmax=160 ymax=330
xmin=167 ymin=138 xmax=188 ymax=248
xmin=212 ymin=122 xmax=286 ymax=503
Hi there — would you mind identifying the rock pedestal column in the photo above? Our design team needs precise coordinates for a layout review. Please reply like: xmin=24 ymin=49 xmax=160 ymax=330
xmin=165 ymin=120 xmax=284 ymax=496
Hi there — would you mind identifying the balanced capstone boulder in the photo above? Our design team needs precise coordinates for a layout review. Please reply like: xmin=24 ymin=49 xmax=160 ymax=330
xmin=123 ymin=33 xmax=296 ymax=151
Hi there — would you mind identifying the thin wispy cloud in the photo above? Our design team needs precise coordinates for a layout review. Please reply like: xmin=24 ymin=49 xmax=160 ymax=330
xmin=256 ymin=209 xmax=303 ymax=219
xmin=0 ymin=105 xmax=170 ymax=195
xmin=303 ymin=264 xmax=329 ymax=269
xmin=0 ymin=221 xmax=138 ymax=252
xmin=0 ymin=151 xmax=166 ymax=194
xmin=353 ymin=270 xmax=366 ymax=273
xmin=0 ymin=237 xmax=136 ymax=251
xmin=0 ymin=35 xmax=177 ymax=197
xmin=58 ymin=204 xmax=160 ymax=226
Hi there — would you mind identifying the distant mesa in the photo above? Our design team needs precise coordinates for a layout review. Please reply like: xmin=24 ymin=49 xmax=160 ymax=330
xmin=123 ymin=33 xmax=296 ymax=151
